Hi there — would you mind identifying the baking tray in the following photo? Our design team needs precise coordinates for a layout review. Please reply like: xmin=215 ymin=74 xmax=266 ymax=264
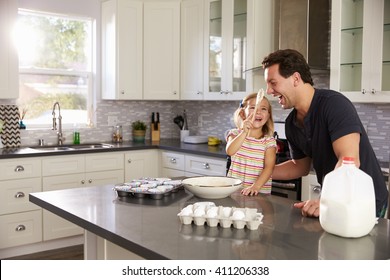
xmin=113 ymin=178 xmax=183 ymax=200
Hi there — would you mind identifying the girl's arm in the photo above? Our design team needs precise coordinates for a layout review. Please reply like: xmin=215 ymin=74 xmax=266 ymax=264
xmin=241 ymin=146 xmax=276 ymax=196
xmin=226 ymin=112 xmax=254 ymax=156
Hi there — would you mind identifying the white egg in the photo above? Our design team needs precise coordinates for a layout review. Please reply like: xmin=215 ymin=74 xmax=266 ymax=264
xmin=206 ymin=207 xmax=218 ymax=218
xmin=232 ymin=210 xmax=245 ymax=220
xmin=194 ymin=208 xmax=206 ymax=217
xmin=222 ymin=207 xmax=232 ymax=218
xmin=180 ymin=208 xmax=193 ymax=216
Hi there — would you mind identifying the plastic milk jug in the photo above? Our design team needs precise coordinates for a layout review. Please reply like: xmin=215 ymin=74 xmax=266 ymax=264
xmin=319 ymin=157 xmax=376 ymax=238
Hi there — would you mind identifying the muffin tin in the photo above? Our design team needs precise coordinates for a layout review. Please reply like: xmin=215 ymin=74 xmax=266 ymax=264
xmin=177 ymin=202 xmax=263 ymax=230
xmin=114 ymin=178 xmax=183 ymax=200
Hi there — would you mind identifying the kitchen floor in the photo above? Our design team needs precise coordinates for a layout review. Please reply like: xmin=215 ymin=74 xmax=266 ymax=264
xmin=4 ymin=245 xmax=83 ymax=260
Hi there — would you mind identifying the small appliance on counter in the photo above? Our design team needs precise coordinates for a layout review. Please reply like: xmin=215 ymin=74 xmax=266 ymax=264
xmin=183 ymin=135 xmax=208 ymax=144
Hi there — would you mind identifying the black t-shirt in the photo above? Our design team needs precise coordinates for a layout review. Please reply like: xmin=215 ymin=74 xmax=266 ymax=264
xmin=285 ymin=89 xmax=388 ymax=212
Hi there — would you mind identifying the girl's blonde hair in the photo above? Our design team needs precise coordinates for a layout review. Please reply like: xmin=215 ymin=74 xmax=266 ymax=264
xmin=233 ymin=92 xmax=274 ymax=137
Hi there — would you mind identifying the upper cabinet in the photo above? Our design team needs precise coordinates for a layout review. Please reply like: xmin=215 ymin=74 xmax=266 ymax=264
xmin=201 ymin=0 xmax=274 ymax=101
xmin=330 ymin=0 xmax=390 ymax=103
xmin=143 ymin=1 xmax=180 ymax=100
xmin=180 ymin=0 xmax=205 ymax=100
xmin=102 ymin=0 xmax=180 ymax=100
xmin=0 ymin=0 xmax=18 ymax=99
xmin=102 ymin=0 xmax=143 ymax=100
xmin=203 ymin=0 xmax=251 ymax=100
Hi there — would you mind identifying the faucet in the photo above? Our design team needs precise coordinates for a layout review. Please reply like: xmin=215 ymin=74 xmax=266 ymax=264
xmin=52 ymin=102 xmax=65 ymax=145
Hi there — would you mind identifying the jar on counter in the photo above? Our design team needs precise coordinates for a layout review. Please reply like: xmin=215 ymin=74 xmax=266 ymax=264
xmin=112 ymin=125 xmax=123 ymax=143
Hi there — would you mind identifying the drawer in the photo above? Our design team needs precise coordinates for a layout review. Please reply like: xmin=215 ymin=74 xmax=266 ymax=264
xmin=0 ymin=178 xmax=41 ymax=215
xmin=0 ymin=210 xmax=42 ymax=249
xmin=161 ymin=151 xmax=185 ymax=171
xmin=0 ymin=158 xmax=41 ymax=180
xmin=85 ymin=153 xmax=124 ymax=172
xmin=42 ymin=155 xmax=85 ymax=176
xmin=185 ymin=155 xmax=226 ymax=176
xmin=301 ymin=173 xmax=321 ymax=201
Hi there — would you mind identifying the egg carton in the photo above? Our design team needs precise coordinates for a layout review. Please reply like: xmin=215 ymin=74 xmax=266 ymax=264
xmin=114 ymin=178 xmax=183 ymax=200
xmin=177 ymin=202 xmax=264 ymax=230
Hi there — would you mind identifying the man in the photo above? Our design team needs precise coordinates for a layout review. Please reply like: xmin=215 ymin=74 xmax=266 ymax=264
xmin=261 ymin=49 xmax=388 ymax=218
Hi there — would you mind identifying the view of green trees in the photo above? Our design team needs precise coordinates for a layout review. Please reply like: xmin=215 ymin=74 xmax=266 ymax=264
xmin=16 ymin=11 xmax=90 ymax=123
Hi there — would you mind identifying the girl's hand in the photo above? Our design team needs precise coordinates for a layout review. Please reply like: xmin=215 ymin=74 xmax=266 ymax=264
xmin=241 ymin=112 xmax=254 ymax=133
xmin=241 ymin=186 xmax=259 ymax=196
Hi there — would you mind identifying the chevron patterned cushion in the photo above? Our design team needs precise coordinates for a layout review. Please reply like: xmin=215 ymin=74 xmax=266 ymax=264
xmin=0 ymin=105 xmax=21 ymax=148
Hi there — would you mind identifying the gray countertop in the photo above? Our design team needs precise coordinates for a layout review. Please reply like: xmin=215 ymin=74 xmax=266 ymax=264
xmin=29 ymin=185 xmax=390 ymax=260
xmin=0 ymin=139 xmax=227 ymax=159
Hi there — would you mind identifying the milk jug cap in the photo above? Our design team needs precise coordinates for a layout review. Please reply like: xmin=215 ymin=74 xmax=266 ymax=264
xmin=342 ymin=157 xmax=355 ymax=164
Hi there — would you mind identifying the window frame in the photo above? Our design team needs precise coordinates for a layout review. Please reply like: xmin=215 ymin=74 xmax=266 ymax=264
xmin=16 ymin=9 xmax=95 ymax=129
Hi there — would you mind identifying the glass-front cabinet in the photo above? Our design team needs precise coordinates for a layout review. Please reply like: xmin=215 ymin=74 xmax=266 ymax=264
xmin=330 ymin=0 xmax=390 ymax=102
xmin=204 ymin=0 xmax=252 ymax=100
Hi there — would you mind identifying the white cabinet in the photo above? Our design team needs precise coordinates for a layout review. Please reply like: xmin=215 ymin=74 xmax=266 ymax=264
xmin=0 ymin=158 xmax=42 ymax=249
xmin=180 ymin=0 xmax=205 ymax=100
xmin=125 ymin=150 xmax=159 ymax=181
xmin=0 ymin=0 xmax=18 ymax=99
xmin=203 ymin=0 xmax=258 ymax=100
xmin=143 ymin=1 xmax=180 ymax=100
xmin=330 ymin=0 xmax=390 ymax=102
xmin=185 ymin=154 xmax=226 ymax=176
xmin=101 ymin=0 xmax=143 ymax=100
xmin=301 ymin=173 xmax=321 ymax=202
xmin=161 ymin=151 xmax=185 ymax=177
xmin=161 ymin=151 xmax=226 ymax=177
xmin=41 ymin=153 xmax=124 ymax=241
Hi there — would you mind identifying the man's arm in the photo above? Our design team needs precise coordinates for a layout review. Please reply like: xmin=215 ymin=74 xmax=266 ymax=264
xmin=272 ymin=157 xmax=312 ymax=180
xmin=332 ymin=133 xmax=360 ymax=168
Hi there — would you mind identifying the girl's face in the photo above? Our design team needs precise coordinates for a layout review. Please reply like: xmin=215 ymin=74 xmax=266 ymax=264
xmin=244 ymin=98 xmax=270 ymax=128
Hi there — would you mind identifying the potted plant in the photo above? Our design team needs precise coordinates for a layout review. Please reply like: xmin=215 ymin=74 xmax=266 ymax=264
xmin=132 ymin=120 xmax=147 ymax=142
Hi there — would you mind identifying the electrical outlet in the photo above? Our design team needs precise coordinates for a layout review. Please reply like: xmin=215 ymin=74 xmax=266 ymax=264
xmin=197 ymin=115 xmax=203 ymax=128
xmin=108 ymin=116 xmax=118 ymax=126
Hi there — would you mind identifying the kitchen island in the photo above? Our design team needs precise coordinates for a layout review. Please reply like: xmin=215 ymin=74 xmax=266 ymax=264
xmin=29 ymin=185 xmax=390 ymax=260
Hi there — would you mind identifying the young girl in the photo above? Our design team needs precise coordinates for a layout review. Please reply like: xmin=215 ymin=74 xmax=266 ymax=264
xmin=226 ymin=92 xmax=276 ymax=196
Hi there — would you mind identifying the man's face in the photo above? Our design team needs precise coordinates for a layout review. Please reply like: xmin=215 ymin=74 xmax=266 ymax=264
xmin=264 ymin=64 xmax=295 ymax=110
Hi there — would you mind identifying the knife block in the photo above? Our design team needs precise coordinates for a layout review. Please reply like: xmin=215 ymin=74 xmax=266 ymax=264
xmin=151 ymin=123 xmax=160 ymax=142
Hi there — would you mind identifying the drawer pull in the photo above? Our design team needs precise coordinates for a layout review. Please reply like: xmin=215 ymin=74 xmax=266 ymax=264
xmin=88 ymin=179 xmax=92 ymax=183
xmin=15 ymin=192 xmax=25 ymax=198
xmin=312 ymin=185 xmax=321 ymax=193
xmin=15 ymin=225 xmax=26 ymax=232
xmin=81 ymin=180 xmax=85 ymax=184
xmin=14 ymin=165 xmax=25 ymax=172
xmin=170 ymin=158 xmax=177 ymax=164
xmin=203 ymin=163 xmax=210 ymax=169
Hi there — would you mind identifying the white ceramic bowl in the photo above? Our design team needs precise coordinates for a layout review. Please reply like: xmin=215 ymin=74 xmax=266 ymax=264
xmin=182 ymin=176 xmax=242 ymax=199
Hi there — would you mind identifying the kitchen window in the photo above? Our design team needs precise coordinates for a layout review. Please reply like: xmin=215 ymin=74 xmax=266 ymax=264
xmin=14 ymin=10 xmax=93 ymax=128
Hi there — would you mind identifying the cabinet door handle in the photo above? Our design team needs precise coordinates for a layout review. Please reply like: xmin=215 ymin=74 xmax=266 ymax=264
xmin=170 ymin=158 xmax=177 ymax=164
xmin=173 ymin=91 xmax=177 ymax=95
xmin=197 ymin=91 xmax=202 ymax=95
xmin=362 ymin=89 xmax=366 ymax=94
xmin=203 ymin=163 xmax=210 ymax=169
xmin=312 ymin=185 xmax=321 ymax=193
xmin=88 ymin=179 xmax=92 ymax=183
xmin=128 ymin=159 xmax=132 ymax=163
xmin=15 ymin=225 xmax=26 ymax=232
xmin=81 ymin=180 xmax=85 ymax=184
xmin=121 ymin=90 xmax=125 ymax=95
xmin=15 ymin=192 xmax=25 ymax=198
xmin=14 ymin=165 xmax=25 ymax=172
xmin=371 ymin=89 xmax=376 ymax=94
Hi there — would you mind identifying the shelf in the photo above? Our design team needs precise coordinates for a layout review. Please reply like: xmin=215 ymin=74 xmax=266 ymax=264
xmin=340 ymin=62 xmax=362 ymax=67
xmin=341 ymin=26 xmax=363 ymax=35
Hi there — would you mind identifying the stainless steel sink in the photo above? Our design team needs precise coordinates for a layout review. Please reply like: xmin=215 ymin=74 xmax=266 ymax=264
xmin=30 ymin=143 xmax=114 ymax=152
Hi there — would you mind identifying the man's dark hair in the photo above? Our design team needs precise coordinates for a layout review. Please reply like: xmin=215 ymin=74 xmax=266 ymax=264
xmin=262 ymin=49 xmax=314 ymax=85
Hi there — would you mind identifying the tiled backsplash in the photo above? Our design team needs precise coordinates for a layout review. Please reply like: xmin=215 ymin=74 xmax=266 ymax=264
xmin=15 ymin=98 xmax=390 ymax=162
